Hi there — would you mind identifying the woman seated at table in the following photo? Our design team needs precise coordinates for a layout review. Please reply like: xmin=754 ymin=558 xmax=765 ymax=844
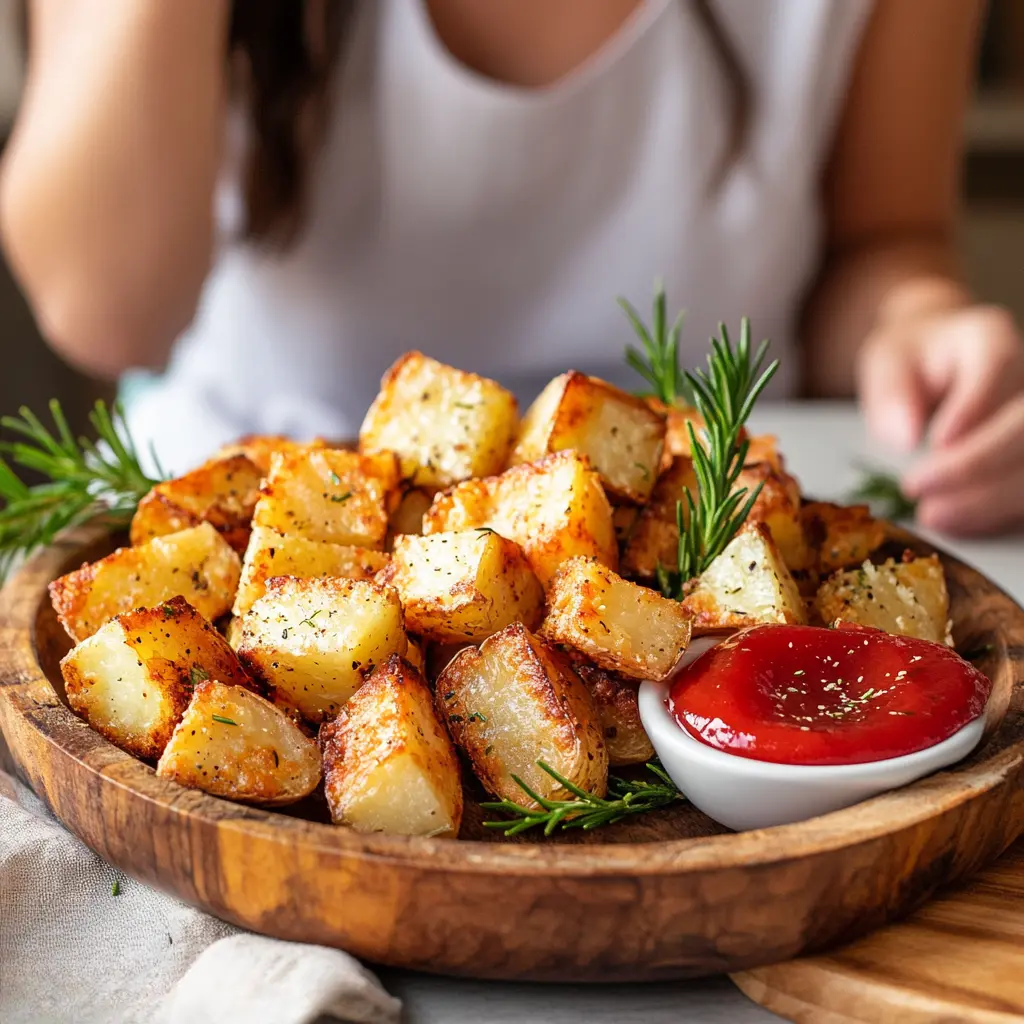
xmin=1 ymin=0 xmax=1022 ymax=532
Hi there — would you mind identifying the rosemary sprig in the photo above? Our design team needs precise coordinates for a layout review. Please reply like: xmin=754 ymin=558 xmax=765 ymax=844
xmin=849 ymin=466 xmax=917 ymax=521
xmin=620 ymin=280 xmax=695 ymax=406
xmin=0 ymin=399 xmax=163 ymax=580
xmin=481 ymin=760 xmax=684 ymax=836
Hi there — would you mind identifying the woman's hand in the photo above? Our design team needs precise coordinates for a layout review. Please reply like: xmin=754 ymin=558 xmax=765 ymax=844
xmin=857 ymin=303 xmax=1024 ymax=535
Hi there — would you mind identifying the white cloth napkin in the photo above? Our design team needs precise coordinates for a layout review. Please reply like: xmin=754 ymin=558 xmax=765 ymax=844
xmin=0 ymin=768 xmax=402 ymax=1024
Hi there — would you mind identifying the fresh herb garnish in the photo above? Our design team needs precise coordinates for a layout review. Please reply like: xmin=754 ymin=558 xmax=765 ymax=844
xmin=849 ymin=466 xmax=917 ymax=521
xmin=329 ymin=491 xmax=352 ymax=504
xmin=212 ymin=714 xmax=238 ymax=726
xmin=298 ymin=610 xmax=323 ymax=628
xmin=467 ymin=711 xmax=488 ymax=723
xmin=111 ymin=879 xmax=122 ymax=897
xmin=482 ymin=760 xmax=684 ymax=836
xmin=0 ymin=399 xmax=164 ymax=581
xmin=188 ymin=665 xmax=210 ymax=688
xmin=620 ymin=280 xmax=694 ymax=406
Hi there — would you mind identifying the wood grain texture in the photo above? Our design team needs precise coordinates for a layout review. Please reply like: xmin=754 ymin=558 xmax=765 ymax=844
xmin=732 ymin=835 xmax=1024 ymax=1023
xmin=0 ymin=524 xmax=1022 ymax=982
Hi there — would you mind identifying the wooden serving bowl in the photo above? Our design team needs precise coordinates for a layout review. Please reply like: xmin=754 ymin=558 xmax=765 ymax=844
xmin=1 ymin=524 xmax=1023 ymax=982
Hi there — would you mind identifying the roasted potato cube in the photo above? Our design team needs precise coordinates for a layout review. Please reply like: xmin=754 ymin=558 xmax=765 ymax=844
xmin=423 ymin=450 xmax=618 ymax=585
xmin=681 ymin=522 xmax=808 ymax=633
xmin=237 ymin=576 xmax=407 ymax=721
xmin=156 ymin=680 xmax=321 ymax=805
xmin=737 ymin=461 xmax=812 ymax=572
xmin=388 ymin=486 xmax=435 ymax=540
xmin=214 ymin=435 xmax=327 ymax=474
xmin=645 ymin=399 xmax=713 ymax=464
xmin=252 ymin=447 xmax=399 ymax=549
xmin=60 ymin=597 xmax=252 ymax=759
xmin=320 ymin=655 xmax=462 ymax=837
xmin=359 ymin=352 xmax=518 ymax=489
xmin=49 ymin=523 xmax=242 ymax=643
xmin=801 ymin=501 xmax=886 ymax=574
xmin=815 ymin=555 xmax=951 ymax=645
xmin=573 ymin=662 xmax=655 ymax=767
xmin=232 ymin=525 xmax=389 ymax=616
xmin=436 ymin=623 xmax=607 ymax=807
xmin=621 ymin=457 xmax=697 ymax=578
xmin=539 ymin=557 xmax=691 ymax=681
xmin=130 ymin=454 xmax=263 ymax=555
xmin=377 ymin=530 xmax=543 ymax=642
xmin=512 ymin=372 xmax=665 ymax=503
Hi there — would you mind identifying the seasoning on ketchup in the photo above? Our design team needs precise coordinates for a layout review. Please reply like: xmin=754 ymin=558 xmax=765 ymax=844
xmin=668 ymin=624 xmax=991 ymax=766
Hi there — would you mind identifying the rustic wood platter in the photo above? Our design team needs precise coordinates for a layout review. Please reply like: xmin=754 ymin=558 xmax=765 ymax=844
xmin=0 ymin=524 xmax=1023 ymax=982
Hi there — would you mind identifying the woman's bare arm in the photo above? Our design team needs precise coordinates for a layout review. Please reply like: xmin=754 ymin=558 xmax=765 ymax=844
xmin=0 ymin=0 xmax=230 ymax=378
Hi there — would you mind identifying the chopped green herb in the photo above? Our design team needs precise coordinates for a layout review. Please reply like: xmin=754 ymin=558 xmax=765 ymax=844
xmin=111 ymin=879 xmax=122 ymax=897
xmin=298 ymin=610 xmax=323 ymax=628
xmin=330 ymin=491 xmax=352 ymax=504
xmin=212 ymin=714 xmax=238 ymax=727
xmin=330 ymin=471 xmax=341 ymax=486
xmin=633 ymin=462 xmax=650 ymax=480
xmin=468 ymin=711 xmax=488 ymax=723
xmin=188 ymin=665 xmax=210 ymax=688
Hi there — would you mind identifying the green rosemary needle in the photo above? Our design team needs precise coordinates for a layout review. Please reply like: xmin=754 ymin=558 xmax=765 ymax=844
xmin=0 ymin=399 xmax=163 ymax=580
xmin=620 ymin=279 xmax=695 ymax=406
xmin=849 ymin=466 xmax=917 ymax=521
xmin=481 ymin=760 xmax=684 ymax=836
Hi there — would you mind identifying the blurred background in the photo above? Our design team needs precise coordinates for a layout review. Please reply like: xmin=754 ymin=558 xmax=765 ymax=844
xmin=1 ymin=1 xmax=1024 ymax=435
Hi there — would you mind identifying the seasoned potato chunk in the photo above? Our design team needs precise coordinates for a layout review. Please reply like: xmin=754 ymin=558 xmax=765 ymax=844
xmin=214 ymin=435 xmax=326 ymax=474
xmin=573 ymin=662 xmax=654 ymax=767
xmin=815 ymin=555 xmax=951 ymax=645
xmin=49 ymin=523 xmax=242 ymax=643
xmin=512 ymin=372 xmax=665 ymax=503
xmin=237 ymin=576 xmax=407 ymax=721
xmin=61 ymin=597 xmax=251 ymax=759
xmin=423 ymin=451 xmax=618 ymax=585
xmin=388 ymin=486 xmax=435 ymax=540
xmin=377 ymin=531 xmax=543 ymax=642
xmin=539 ymin=557 xmax=692 ymax=681
xmin=801 ymin=501 xmax=886 ymax=574
xmin=156 ymin=681 xmax=320 ymax=805
xmin=320 ymin=655 xmax=462 ymax=837
xmin=359 ymin=352 xmax=518 ymax=489
xmin=253 ymin=447 xmax=399 ymax=549
xmin=737 ymin=461 xmax=812 ymax=572
xmin=681 ymin=522 xmax=808 ymax=633
xmin=232 ymin=525 xmax=389 ymax=617
xmin=436 ymin=623 xmax=607 ymax=807
xmin=130 ymin=455 xmax=263 ymax=555
xmin=621 ymin=457 xmax=697 ymax=578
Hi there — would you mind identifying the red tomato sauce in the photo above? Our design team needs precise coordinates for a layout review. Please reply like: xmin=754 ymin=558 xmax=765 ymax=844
xmin=668 ymin=624 xmax=991 ymax=766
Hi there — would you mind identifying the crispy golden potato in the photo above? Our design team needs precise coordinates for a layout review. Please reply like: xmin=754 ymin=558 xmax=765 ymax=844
xmin=359 ymin=352 xmax=519 ymax=489
xmin=214 ymin=435 xmax=327 ymax=474
xmin=423 ymin=450 xmax=618 ymax=585
xmin=156 ymin=680 xmax=321 ymax=805
xmin=645 ymin=399 xmax=714 ymax=466
xmin=320 ymin=655 xmax=462 ymax=837
xmin=130 ymin=454 xmax=263 ymax=555
xmin=224 ymin=614 xmax=244 ymax=651
xmin=377 ymin=530 xmax=543 ymax=642
xmin=252 ymin=447 xmax=400 ymax=549
xmin=512 ymin=372 xmax=666 ymax=503
xmin=681 ymin=522 xmax=808 ymax=633
xmin=801 ymin=501 xmax=886 ymax=574
xmin=388 ymin=486 xmax=435 ymax=540
xmin=815 ymin=555 xmax=952 ymax=645
xmin=621 ymin=457 xmax=697 ymax=578
xmin=61 ymin=596 xmax=251 ymax=759
xmin=49 ymin=523 xmax=242 ymax=643
xmin=237 ymin=576 xmax=407 ymax=721
xmin=738 ymin=461 xmax=812 ymax=572
xmin=539 ymin=557 xmax=692 ymax=681
xmin=436 ymin=623 xmax=607 ymax=807
xmin=232 ymin=524 xmax=389 ymax=617
xmin=573 ymin=662 xmax=654 ymax=767
xmin=405 ymin=635 xmax=426 ymax=673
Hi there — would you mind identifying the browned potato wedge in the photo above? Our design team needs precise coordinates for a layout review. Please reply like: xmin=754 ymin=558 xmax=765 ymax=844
xmin=232 ymin=524 xmax=389 ymax=616
xmin=236 ymin=576 xmax=407 ymax=721
xmin=621 ymin=457 xmax=697 ymax=578
xmin=511 ymin=372 xmax=665 ymax=503
xmin=573 ymin=662 xmax=654 ymax=767
xmin=737 ymin=461 xmax=812 ymax=572
xmin=130 ymin=454 xmax=263 ymax=555
xmin=423 ymin=451 xmax=618 ymax=585
xmin=214 ymin=435 xmax=327 ymax=474
xmin=359 ymin=351 xmax=518 ymax=489
xmin=815 ymin=555 xmax=951 ymax=645
xmin=320 ymin=655 xmax=462 ymax=837
xmin=61 ymin=597 xmax=252 ymax=759
xmin=405 ymin=635 xmax=426 ymax=673
xmin=681 ymin=522 xmax=807 ymax=633
xmin=49 ymin=523 xmax=242 ymax=643
xmin=388 ymin=486 xmax=435 ymax=540
xmin=801 ymin=501 xmax=886 ymax=574
xmin=645 ymin=399 xmax=713 ymax=466
xmin=156 ymin=680 xmax=321 ymax=805
xmin=377 ymin=530 xmax=543 ymax=642
xmin=436 ymin=623 xmax=607 ymax=807
xmin=539 ymin=557 xmax=691 ymax=681
xmin=253 ymin=447 xmax=400 ymax=549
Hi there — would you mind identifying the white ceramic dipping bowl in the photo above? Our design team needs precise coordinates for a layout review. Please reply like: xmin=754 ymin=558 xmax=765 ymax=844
xmin=638 ymin=641 xmax=988 ymax=832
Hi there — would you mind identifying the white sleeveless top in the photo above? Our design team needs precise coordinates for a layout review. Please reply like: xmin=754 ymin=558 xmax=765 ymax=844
xmin=127 ymin=0 xmax=873 ymax=474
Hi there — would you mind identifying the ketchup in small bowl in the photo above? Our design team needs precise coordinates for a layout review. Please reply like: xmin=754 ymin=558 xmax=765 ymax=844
xmin=668 ymin=624 xmax=991 ymax=766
